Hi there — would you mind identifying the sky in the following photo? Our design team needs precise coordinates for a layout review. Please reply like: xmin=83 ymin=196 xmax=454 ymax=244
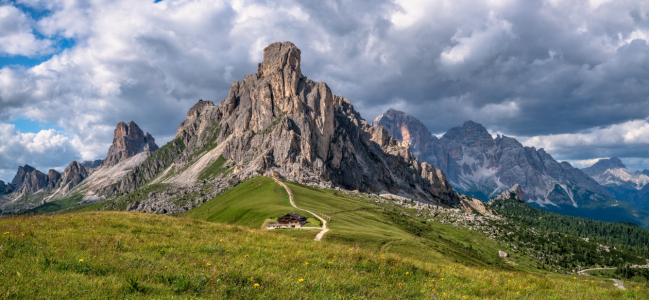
xmin=1 ymin=0 xmax=649 ymax=182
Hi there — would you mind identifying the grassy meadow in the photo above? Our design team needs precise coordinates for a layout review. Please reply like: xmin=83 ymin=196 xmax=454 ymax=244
xmin=1 ymin=211 xmax=647 ymax=299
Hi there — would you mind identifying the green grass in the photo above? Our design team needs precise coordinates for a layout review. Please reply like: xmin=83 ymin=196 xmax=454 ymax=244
xmin=22 ymin=193 xmax=84 ymax=215
xmin=189 ymin=178 xmax=571 ymax=273
xmin=2 ymin=212 xmax=647 ymax=299
xmin=188 ymin=177 xmax=317 ymax=228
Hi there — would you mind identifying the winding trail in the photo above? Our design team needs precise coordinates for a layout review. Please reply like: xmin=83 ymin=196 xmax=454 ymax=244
xmin=578 ymin=268 xmax=626 ymax=290
xmin=272 ymin=178 xmax=329 ymax=241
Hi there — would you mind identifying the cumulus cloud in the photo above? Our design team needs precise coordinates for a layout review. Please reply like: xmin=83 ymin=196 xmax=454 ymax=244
xmin=0 ymin=4 xmax=53 ymax=57
xmin=1 ymin=0 xmax=649 ymax=177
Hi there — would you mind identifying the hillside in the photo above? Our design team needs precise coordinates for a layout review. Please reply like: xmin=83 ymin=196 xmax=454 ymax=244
xmin=2 ymin=211 xmax=647 ymax=299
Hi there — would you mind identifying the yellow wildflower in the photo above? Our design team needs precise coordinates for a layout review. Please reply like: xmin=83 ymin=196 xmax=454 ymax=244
xmin=3 ymin=232 xmax=8 ymax=235
xmin=398 ymin=282 xmax=403 ymax=286
xmin=298 ymin=278 xmax=305 ymax=282
xmin=206 ymin=263 xmax=211 ymax=266
xmin=349 ymin=248 xmax=353 ymax=251
xmin=226 ymin=250 xmax=229 ymax=252
xmin=328 ymin=261 xmax=332 ymax=264
xmin=591 ymin=281 xmax=594 ymax=283
xmin=406 ymin=272 xmax=409 ymax=275
xmin=305 ymin=262 xmax=309 ymax=265
xmin=165 ymin=266 xmax=167 ymax=269
xmin=244 ymin=254 xmax=249 ymax=258
xmin=79 ymin=259 xmax=84 ymax=263
xmin=441 ymin=278 xmax=444 ymax=280
xmin=254 ymin=283 xmax=260 ymax=287
xmin=573 ymin=277 xmax=576 ymax=280
xmin=219 ymin=239 xmax=223 ymax=242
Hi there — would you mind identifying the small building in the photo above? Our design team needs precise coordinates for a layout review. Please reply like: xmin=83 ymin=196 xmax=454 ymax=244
xmin=278 ymin=213 xmax=307 ymax=228
xmin=265 ymin=213 xmax=307 ymax=229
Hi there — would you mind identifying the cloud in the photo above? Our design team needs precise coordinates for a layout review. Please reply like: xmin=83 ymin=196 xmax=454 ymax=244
xmin=0 ymin=123 xmax=87 ymax=182
xmin=0 ymin=4 xmax=53 ymax=57
xmin=0 ymin=0 xmax=649 ymax=176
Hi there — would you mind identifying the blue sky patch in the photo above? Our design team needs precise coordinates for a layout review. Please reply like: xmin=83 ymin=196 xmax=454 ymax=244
xmin=7 ymin=118 xmax=64 ymax=134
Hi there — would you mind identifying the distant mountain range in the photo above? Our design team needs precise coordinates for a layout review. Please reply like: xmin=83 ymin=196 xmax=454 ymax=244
xmin=581 ymin=157 xmax=649 ymax=211
xmin=373 ymin=109 xmax=649 ymax=227
xmin=0 ymin=121 xmax=158 ymax=214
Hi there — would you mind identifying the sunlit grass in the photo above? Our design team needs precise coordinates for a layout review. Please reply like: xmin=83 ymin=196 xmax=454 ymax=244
xmin=1 ymin=212 xmax=646 ymax=299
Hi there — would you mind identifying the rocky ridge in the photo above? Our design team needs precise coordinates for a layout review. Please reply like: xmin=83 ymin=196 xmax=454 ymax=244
xmin=111 ymin=41 xmax=460 ymax=214
xmin=373 ymin=109 xmax=611 ymax=207
xmin=82 ymin=159 xmax=103 ymax=168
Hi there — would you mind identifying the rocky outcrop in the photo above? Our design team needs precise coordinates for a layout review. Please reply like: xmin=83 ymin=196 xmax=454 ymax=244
xmin=61 ymin=161 xmax=88 ymax=191
xmin=116 ymin=41 xmax=460 ymax=210
xmin=45 ymin=169 xmax=61 ymax=189
xmin=373 ymin=109 xmax=611 ymax=207
xmin=11 ymin=165 xmax=36 ymax=187
xmin=582 ymin=157 xmax=627 ymax=176
xmin=101 ymin=121 xmax=159 ymax=168
xmin=489 ymin=184 xmax=525 ymax=204
xmin=16 ymin=168 xmax=48 ymax=194
xmin=82 ymin=159 xmax=103 ymax=168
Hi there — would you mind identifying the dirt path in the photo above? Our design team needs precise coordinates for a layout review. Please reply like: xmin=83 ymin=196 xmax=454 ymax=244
xmin=273 ymin=178 xmax=329 ymax=241
xmin=611 ymin=279 xmax=625 ymax=290
xmin=578 ymin=268 xmax=626 ymax=290
xmin=578 ymin=267 xmax=616 ymax=275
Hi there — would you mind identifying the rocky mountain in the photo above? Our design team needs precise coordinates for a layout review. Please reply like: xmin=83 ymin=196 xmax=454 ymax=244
xmin=101 ymin=121 xmax=158 ymax=168
xmin=14 ymin=166 xmax=49 ymax=194
xmin=60 ymin=161 xmax=89 ymax=191
xmin=373 ymin=110 xmax=609 ymax=206
xmin=11 ymin=165 xmax=37 ymax=187
xmin=82 ymin=159 xmax=103 ymax=168
xmin=582 ymin=157 xmax=649 ymax=210
xmin=106 ymin=41 xmax=459 ymax=214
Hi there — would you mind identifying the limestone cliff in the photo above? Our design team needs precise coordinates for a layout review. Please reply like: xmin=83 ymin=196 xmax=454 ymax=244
xmin=116 ymin=41 xmax=460 ymax=208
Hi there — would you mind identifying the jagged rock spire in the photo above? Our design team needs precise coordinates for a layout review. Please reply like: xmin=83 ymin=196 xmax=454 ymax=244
xmin=102 ymin=121 xmax=159 ymax=167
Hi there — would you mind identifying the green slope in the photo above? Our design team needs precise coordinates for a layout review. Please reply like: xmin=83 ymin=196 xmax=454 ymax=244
xmin=2 ymin=212 xmax=646 ymax=299
xmin=190 ymin=177 xmax=539 ymax=271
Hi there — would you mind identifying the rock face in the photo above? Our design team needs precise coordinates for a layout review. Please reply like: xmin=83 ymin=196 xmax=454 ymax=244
xmin=11 ymin=165 xmax=36 ymax=187
xmin=46 ymin=169 xmax=62 ymax=189
xmin=489 ymin=184 xmax=525 ymax=204
xmin=582 ymin=157 xmax=649 ymax=210
xmin=82 ymin=159 xmax=103 ymax=168
xmin=372 ymin=108 xmax=439 ymax=159
xmin=372 ymin=109 xmax=611 ymax=207
xmin=101 ymin=121 xmax=159 ymax=168
xmin=0 ymin=180 xmax=14 ymax=195
xmin=61 ymin=161 xmax=89 ymax=191
xmin=117 ymin=41 xmax=460 ymax=207
xmin=16 ymin=168 xmax=48 ymax=194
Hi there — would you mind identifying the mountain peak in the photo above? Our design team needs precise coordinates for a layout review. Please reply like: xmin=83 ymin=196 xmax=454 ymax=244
xmin=582 ymin=157 xmax=627 ymax=177
xmin=101 ymin=121 xmax=159 ymax=168
xmin=371 ymin=108 xmax=438 ymax=159
xmin=443 ymin=120 xmax=493 ymax=146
